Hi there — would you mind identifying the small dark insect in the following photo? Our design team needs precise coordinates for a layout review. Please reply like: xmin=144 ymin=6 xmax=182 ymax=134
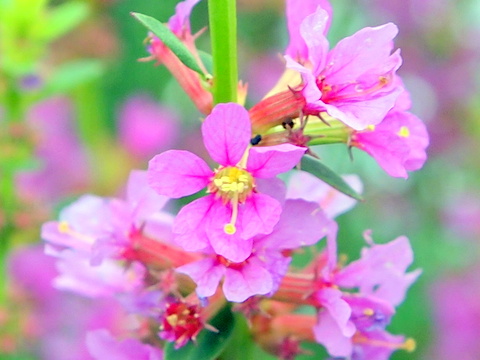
xmin=282 ymin=118 xmax=295 ymax=129
xmin=250 ymin=134 xmax=262 ymax=146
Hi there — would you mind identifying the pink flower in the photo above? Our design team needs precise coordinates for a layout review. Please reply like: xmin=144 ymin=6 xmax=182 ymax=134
xmin=177 ymin=199 xmax=333 ymax=302
xmin=285 ymin=6 xmax=403 ymax=130
xmin=350 ymin=109 xmax=429 ymax=178
xmin=148 ymin=103 xmax=306 ymax=262
xmin=16 ymin=97 xmax=90 ymax=203
xmin=42 ymin=170 xmax=173 ymax=266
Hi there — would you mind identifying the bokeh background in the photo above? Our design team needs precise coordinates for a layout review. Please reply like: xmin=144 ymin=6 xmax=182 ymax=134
xmin=1 ymin=0 xmax=479 ymax=359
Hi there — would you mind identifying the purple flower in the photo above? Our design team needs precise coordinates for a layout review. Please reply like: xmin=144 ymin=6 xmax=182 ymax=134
xmin=311 ymin=233 xmax=420 ymax=358
xmin=336 ymin=235 xmax=422 ymax=307
xmin=86 ymin=329 xmax=163 ymax=360
xmin=177 ymin=199 xmax=333 ymax=302
xmin=7 ymin=246 xmax=127 ymax=360
xmin=148 ymin=103 xmax=306 ymax=262
xmin=285 ymin=6 xmax=403 ymax=130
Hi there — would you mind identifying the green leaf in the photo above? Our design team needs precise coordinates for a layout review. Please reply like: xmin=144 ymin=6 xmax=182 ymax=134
xmin=131 ymin=12 xmax=207 ymax=79
xmin=300 ymin=156 xmax=363 ymax=201
xmin=42 ymin=60 xmax=103 ymax=97
xmin=221 ymin=313 xmax=255 ymax=360
xmin=36 ymin=1 xmax=90 ymax=41
xmin=164 ymin=305 xmax=235 ymax=360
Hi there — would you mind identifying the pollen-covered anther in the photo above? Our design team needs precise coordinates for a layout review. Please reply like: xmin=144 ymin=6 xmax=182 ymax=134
xmin=209 ymin=166 xmax=255 ymax=202
xmin=353 ymin=333 xmax=417 ymax=353
xmin=209 ymin=166 xmax=255 ymax=235
xmin=397 ymin=126 xmax=410 ymax=137
xmin=56 ymin=221 xmax=94 ymax=243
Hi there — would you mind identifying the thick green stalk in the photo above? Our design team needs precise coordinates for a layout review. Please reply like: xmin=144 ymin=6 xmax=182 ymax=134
xmin=208 ymin=0 xmax=238 ymax=104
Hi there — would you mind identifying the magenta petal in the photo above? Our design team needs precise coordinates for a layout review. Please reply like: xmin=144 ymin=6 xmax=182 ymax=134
xmin=300 ymin=7 xmax=330 ymax=73
xmin=285 ymin=56 xmax=321 ymax=104
xmin=314 ymin=310 xmax=353 ymax=358
xmin=168 ymin=0 xmax=201 ymax=34
xmin=240 ymin=193 xmax=282 ymax=239
xmin=325 ymin=23 xmax=399 ymax=84
xmin=223 ymin=261 xmax=273 ymax=302
xmin=206 ymin=201 xmax=253 ymax=262
xmin=176 ymin=258 xmax=225 ymax=298
xmin=247 ymin=144 xmax=306 ymax=178
xmin=286 ymin=0 xmax=332 ymax=60
xmin=202 ymin=103 xmax=251 ymax=166
xmin=173 ymin=196 xmax=214 ymax=252
xmin=316 ymin=288 xmax=356 ymax=337
xmin=148 ymin=150 xmax=211 ymax=198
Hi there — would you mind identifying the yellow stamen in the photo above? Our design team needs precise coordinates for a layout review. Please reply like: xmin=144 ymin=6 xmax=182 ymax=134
xmin=166 ymin=314 xmax=178 ymax=326
xmin=56 ymin=221 xmax=94 ymax=244
xmin=398 ymin=126 xmax=410 ymax=137
xmin=363 ymin=308 xmax=375 ymax=316
xmin=224 ymin=193 xmax=239 ymax=235
xmin=366 ymin=124 xmax=376 ymax=131
xmin=354 ymin=334 xmax=417 ymax=352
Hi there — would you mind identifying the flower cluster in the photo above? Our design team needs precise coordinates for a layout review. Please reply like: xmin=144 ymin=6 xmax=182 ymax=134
xmin=34 ymin=0 xmax=428 ymax=359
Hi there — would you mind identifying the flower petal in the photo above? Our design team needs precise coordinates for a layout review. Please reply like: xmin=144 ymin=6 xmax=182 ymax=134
xmin=325 ymin=23 xmax=399 ymax=84
xmin=148 ymin=150 xmax=211 ymax=198
xmin=176 ymin=258 xmax=225 ymax=298
xmin=259 ymin=199 xmax=331 ymax=250
xmin=202 ymin=103 xmax=251 ymax=166
xmin=286 ymin=0 xmax=332 ymax=61
xmin=173 ymin=196 xmax=214 ymax=252
xmin=206 ymin=201 xmax=253 ymax=262
xmin=247 ymin=144 xmax=306 ymax=178
xmin=313 ymin=309 xmax=353 ymax=358
xmin=223 ymin=261 xmax=273 ymax=302
xmin=300 ymin=6 xmax=330 ymax=73
xmin=240 ymin=193 xmax=282 ymax=239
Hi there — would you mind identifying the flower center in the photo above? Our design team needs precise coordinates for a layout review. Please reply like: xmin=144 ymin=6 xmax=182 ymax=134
xmin=210 ymin=166 xmax=254 ymax=201
xmin=208 ymin=166 xmax=255 ymax=235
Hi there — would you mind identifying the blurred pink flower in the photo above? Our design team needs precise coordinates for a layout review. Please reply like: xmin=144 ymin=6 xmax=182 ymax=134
xmin=16 ymin=97 xmax=90 ymax=203
xmin=118 ymin=95 xmax=180 ymax=159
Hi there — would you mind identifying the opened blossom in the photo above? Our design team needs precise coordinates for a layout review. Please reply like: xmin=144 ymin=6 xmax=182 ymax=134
xmin=311 ymin=234 xmax=420 ymax=358
xmin=176 ymin=199 xmax=333 ymax=302
xmin=148 ymin=103 xmax=306 ymax=262
xmin=285 ymin=6 xmax=403 ymax=130
xmin=351 ymin=108 xmax=429 ymax=178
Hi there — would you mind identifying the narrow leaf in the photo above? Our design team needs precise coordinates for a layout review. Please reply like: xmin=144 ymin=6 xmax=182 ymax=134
xmin=164 ymin=305 xmax=235 ymax=360
xmin=300 ymin=156 xmax=363 ymax=201
xmin=131 ymin=12 xmax=207 ymax=78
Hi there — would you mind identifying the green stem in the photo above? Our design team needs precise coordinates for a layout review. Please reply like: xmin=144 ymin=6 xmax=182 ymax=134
xmin=208 ymin=0 xmax=238 ymax=104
